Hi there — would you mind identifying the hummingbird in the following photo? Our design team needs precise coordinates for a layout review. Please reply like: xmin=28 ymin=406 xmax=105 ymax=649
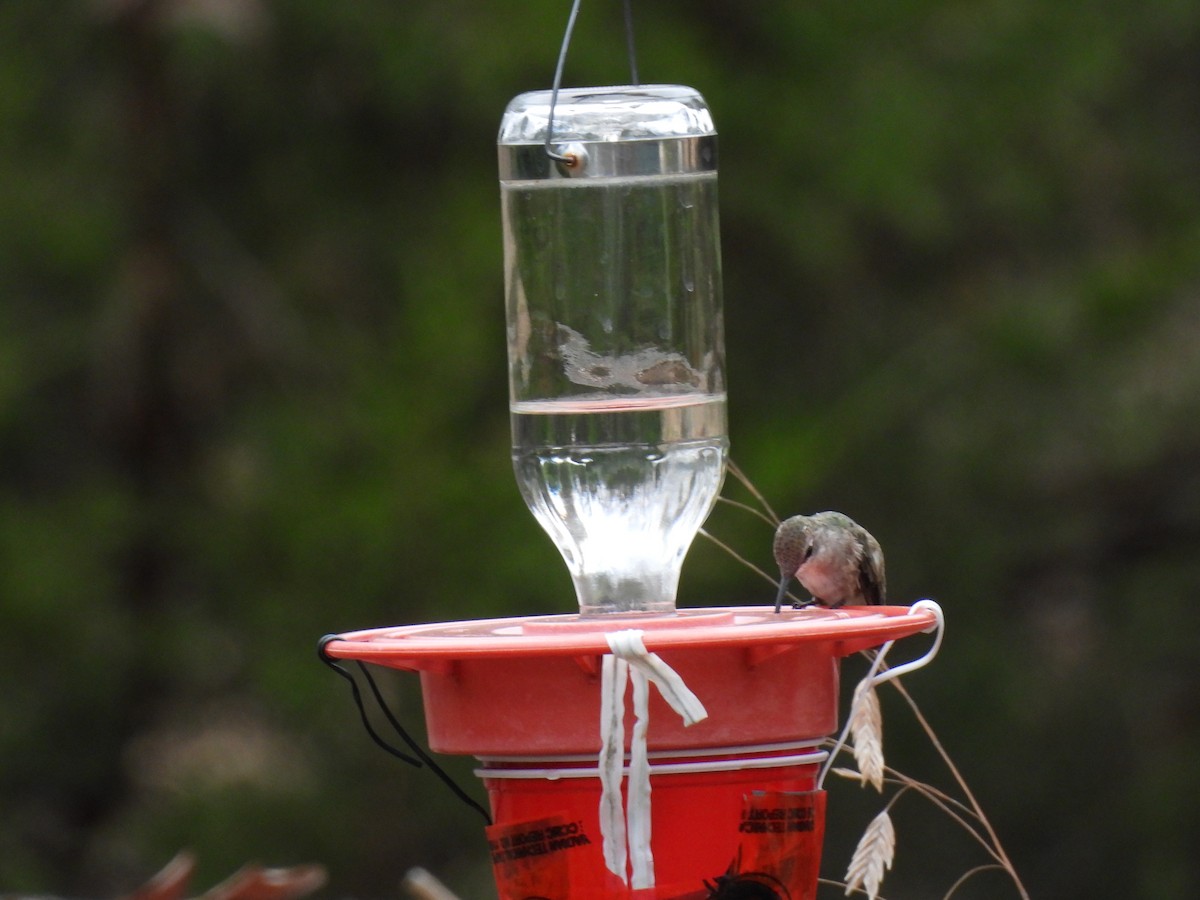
xmin=773 ymin=511 xmax=886 ymax=612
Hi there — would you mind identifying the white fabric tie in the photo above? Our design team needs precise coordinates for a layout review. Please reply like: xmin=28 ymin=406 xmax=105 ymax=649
xmin=599 ymin=629 xmax=708 ymax=889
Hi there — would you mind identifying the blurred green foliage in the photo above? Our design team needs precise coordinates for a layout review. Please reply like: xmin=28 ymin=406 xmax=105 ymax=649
xmin=2 ymin=0 xmax=1199 ymax=897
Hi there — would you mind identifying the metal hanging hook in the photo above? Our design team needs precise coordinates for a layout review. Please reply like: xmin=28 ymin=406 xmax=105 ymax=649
xmin=544 ymin=0 xmax=642 ymax=170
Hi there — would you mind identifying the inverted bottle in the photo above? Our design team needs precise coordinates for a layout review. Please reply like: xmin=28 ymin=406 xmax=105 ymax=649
xmin=499 ymin=85 xmax=728 ymax=616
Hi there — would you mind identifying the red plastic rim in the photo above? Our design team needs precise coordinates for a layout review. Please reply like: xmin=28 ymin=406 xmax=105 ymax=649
xmin=324 ymin=604 xmax=936 ymax=669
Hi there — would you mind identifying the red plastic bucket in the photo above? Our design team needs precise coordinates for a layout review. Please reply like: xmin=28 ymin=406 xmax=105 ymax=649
xmin=480 ymin=742 xmax=828 ymax=899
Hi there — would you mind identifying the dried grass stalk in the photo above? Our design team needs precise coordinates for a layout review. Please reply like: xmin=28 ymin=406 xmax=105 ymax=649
xmin=849 ymin=679 xmax=885 ymax=792
xmin=402 ymin=868 xmax=462 ymax=900
xmin=844 ymin=809 xmax=896 ymax=900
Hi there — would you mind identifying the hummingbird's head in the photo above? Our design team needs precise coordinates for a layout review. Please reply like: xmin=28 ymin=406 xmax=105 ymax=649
xmin=772 ymin=515 xmax=816 ymax=612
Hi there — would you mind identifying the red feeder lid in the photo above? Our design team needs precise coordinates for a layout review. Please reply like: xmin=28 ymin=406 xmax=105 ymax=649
xmin=323 ymin=603 xmax=941 ymax=755
xmin=323 ymin=604 xmax=937 ymax=670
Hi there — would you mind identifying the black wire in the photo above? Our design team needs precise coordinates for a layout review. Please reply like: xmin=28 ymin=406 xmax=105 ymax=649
xmin=544 ymin=0 xmax=585 ymax=164
xmin=544 ymin=0 xmax=643 ymax=164
xmin=354 ymin=659 xmax=494 ymax=825
xmin=318 ymin=635 xmax=422 ymax=767
xmin=318 ymin=635 xmax=493 ymax=826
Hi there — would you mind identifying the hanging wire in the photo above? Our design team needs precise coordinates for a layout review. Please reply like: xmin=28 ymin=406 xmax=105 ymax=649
xmin=544 ymin=0 xmax=585 ymax=166
xmin=544 ymin=0 xmax=642 ymax=166
xmin=318 ymin=635 xmax=493 ymax=826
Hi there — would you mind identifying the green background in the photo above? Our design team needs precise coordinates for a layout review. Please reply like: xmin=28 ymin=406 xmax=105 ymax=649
xmin=2 ymin=1 xmax=1198 ymax=897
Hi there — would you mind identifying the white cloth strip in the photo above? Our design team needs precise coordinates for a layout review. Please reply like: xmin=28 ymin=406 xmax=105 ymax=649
xmin=605 ymin=629 xmax=708 ymax=726
xmin=627 ymin=669 xmax=654 ymax=889
xmin=598 ymin=653 xmax=629 ymax=884
xmin=601 ymin=629 xmax=709 ymax=891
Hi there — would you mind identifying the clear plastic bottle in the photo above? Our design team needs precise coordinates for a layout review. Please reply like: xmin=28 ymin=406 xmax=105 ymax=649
xmin=499 ymin=85 xmax=728 ymax=616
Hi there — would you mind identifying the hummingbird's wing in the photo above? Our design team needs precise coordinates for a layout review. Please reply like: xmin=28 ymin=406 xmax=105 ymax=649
xmin=855 ymin=530 xmax=886 ymax=604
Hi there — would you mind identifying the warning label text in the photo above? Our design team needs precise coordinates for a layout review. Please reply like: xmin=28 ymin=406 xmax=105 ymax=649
xmin=738 ymin=804 xmax=817 ymax=834
xmin=487 ymin=820 xmax=592 ymax=863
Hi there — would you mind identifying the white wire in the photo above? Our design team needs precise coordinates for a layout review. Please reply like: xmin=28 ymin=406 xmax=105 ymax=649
xmin=816 ymin=599 xmax=946 ymax=791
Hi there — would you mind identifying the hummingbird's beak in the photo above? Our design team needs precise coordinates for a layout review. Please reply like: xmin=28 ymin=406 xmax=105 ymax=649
xmin=774 ymin=574 xmax=792 ymax=613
